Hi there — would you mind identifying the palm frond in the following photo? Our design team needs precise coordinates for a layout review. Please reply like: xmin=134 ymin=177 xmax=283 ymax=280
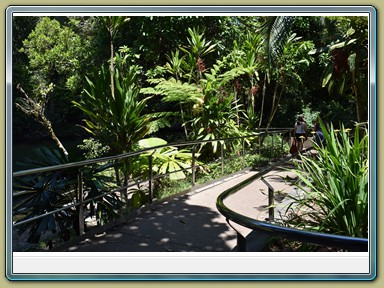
xmin=260 ymin=16 xmax=295 ymax=66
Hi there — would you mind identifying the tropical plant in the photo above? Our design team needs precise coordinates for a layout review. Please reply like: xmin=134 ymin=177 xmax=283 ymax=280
xmin=77 ymin=137 xmax=110 ymax=159
xmin=226 ymin=30 xmax=263 ymax=118
xmin=155 ymin=27 xmax=218 ymax=139
xmin=179 ymin=27 xmax=217 ymax=83
xmin=191 ymin=91 xmax=246 ymax=155
xmin=131 ymin=137 xmax=198 ymax=181
xmin=311 ymin=17 xmax=368 ymax=123
xmin=230 ymin=17 xmax=315 ymax=132
xmin=142 ymin=28 xmax=250 ymax=153
xmin=165 ymin=49 xmax=186 ymax=80
xmin=125 ymin=137 xmax=199 ymax=207
xmin=74 ymin=54 xmax=150 ymax=154
xmin=260 ymin=16 xmax=296 ymax=66
xmin=13 ymin=148 xmax=122 ymax=245
xmin=73 ymin=53 xmax=162 ymax=190
xmin=285 ymin=120 xmax=368 ymax=238
xmin=264 ymin=33 xmax=315 ymax=130
xmin=98 ymin=16 xmax=130 ymax=99
xmin=242 ymin=104 xmax=260 ymax=132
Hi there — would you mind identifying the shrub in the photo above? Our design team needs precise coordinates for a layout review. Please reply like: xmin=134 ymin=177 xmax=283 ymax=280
xmin=78 ymin=137 xmax=110 ymax=159
xmin=285 ymin=121 xmax=368 ymax=238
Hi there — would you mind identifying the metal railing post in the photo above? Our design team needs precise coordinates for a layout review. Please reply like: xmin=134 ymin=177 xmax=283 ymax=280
xmin=192 ymin=145 xmax=196 ymax=186
xmin=148 ymin=152 xmax=154 ymax=203
xmin=281 ymin=133 xmax=284 ymax=157
xmin=221 ymin=141 xmax=224 ymax=177
xmin=261 ymin=178 xmax=274 ymax=222
xmin=242 ymin=140 xmax=246 ymax=169
xmin=77 ymin=171 xmax=85 ymax=235
xmin=268 ymin=185 xmax=274 ymax=222
xmin=237 ymin=231 xmax=247 ymax=252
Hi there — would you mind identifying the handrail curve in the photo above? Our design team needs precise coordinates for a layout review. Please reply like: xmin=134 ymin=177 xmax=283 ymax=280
xmin=216 ymin=161 xmax=368 ymax=252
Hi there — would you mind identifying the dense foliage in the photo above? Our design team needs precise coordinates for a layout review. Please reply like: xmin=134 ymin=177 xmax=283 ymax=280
xmin=13 ymin=16 xmax=368 ymax=144
xmin=12 ymin=15 xmax=369 ymax=249
xmin=286 ymin=121 xmax=368 ymax=238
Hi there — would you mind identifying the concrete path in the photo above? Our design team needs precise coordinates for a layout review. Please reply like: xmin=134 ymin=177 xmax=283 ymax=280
xmin=54 ymin=164 xmax=299 ymax=253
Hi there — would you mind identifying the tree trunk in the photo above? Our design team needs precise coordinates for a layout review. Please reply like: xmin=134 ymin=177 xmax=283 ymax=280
xmin=39 ymin=114 xmax=69 ymax=156
xmin=258 ymin=73 xmax=267 ymax=129
xmin=109 ymin=32 xmax=115 ymax=99
xmin=352 ymin=70 xmax=367 ymax=123
xmin=259 ymin=77 xmax=286 ymax=147
xmin=123 ymin=174 xmax=129 ymax=204
xmin=266 ymin=77 xmax=287 ymax=131
xmin=114 ymin=165 xmax=121 ymax=186
xmin=179 ymin=104 xmax=189 ymax=140
xmin=15 ymin=85 xmax=68 ymax=156
xmin=234 ymin=87 xmax=240 ymax=126
xmin=354 ymin=85 xmax=362 ymax=123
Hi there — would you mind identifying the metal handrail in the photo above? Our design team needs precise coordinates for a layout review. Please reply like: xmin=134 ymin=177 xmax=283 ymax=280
xmin=12 ymin=129 xmax=291 ymax=237
xmin=216 ymin=160 xmax=368 ymax=252
xmin=13 ymin=129 xmax=289 ymax=177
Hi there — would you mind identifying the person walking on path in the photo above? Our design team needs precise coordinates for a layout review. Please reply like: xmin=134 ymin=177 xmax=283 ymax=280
xmin=293 ymin=115 xmax=307 ymax=152
xmin=313 ymin=120 xmax=326 ymax=147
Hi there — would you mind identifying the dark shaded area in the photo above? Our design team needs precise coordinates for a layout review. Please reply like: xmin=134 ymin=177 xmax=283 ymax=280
xmin=59 ymin=193 xmax=236 ymax=252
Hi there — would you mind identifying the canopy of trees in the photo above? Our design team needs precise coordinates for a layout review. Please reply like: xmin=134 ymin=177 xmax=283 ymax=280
xmin=13 ymin=15 xmax=369 ymax=152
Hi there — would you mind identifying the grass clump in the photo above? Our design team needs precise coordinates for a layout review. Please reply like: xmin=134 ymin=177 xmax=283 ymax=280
xmin=284 ymin=120 xmax=368 ymax=239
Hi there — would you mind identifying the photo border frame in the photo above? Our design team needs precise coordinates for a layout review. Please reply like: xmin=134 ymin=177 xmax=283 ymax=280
xmin=5 ymin=5 xmax=377 ymax=281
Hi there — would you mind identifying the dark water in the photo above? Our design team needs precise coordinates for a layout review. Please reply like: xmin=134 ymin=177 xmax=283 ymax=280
xmin=12 ymin=138 xmax=83 ymax=172
xmin=12 ymin=127 xmax=186 ymax=172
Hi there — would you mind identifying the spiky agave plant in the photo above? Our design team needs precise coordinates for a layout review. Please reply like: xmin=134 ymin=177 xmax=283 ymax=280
xmin=13 ymin=148 xmax=123 ymax=245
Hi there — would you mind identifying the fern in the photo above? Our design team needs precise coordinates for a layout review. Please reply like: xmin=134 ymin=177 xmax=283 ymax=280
xmin=141 ymin=78 xmax=204 ymax=104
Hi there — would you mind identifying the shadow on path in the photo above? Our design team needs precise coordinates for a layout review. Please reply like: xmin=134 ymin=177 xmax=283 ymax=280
xmin=52 ymin=166 xmax=298 ymax=253
xmin=61 ymin=193 xmax=237 ymax=252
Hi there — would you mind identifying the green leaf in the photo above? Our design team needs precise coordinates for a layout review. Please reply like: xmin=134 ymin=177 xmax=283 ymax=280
xmin=131 ymin=191 xmax=147 ymax=208
xmin=138 ymin=137 xmax=167 ymax=149
xmin=348 ymin=53 xmax=356 ymax=72
xmin=322 ymin=63 xmax=334 ymax=87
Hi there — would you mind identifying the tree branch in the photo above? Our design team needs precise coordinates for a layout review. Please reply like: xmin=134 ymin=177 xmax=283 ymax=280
xmin=15 ymin=84 xmax=68 ymax=156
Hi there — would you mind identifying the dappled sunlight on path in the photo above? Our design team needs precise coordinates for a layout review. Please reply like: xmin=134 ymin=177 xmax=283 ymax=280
xmin=54 ymin=167 xmax=297 ymax=252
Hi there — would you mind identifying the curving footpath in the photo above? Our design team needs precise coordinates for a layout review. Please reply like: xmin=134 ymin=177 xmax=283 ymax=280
xmin=53 ymin=164 xmax=299 ymax=252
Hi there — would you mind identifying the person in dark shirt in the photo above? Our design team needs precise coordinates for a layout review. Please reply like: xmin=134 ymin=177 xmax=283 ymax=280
xmin=293 ymin=116 xmax=307 ymax=151
xmin=313 ymin=120 xmax=326 ymax=147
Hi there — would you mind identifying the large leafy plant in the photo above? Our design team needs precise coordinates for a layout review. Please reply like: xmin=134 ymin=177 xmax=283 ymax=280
xmin=131 ymin=138 xmax=198 ymax=181
xmin=13 ymin=148 xmax=122 ymax=245
xmin=142 ymin=29 xmax=252 ymax=156
xmin=285 ymin=120 xmax=368 ymax=238
xmin=191 ymin=91 xmax=246 ymax=155
xmin=73 ymin=54 xmax=152 ymax=156
xmin=73 ymin=53 xmax=163 ymax=197
xmin=128 ymin=138 xmax=198 ymax=207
